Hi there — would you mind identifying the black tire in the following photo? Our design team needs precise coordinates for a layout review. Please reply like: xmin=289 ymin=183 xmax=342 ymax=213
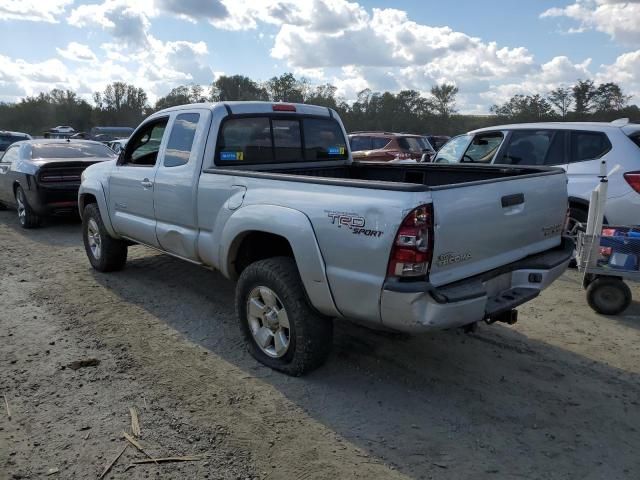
xmin=586 ymin=277 xmax=632 ymax=315
xmin=82 ymin=203 xmax=128 ymax=272
xmin=15 ymin=186 xmax=41 ymax=229
xmin=236 ymin=257 xmax=333 ymax=376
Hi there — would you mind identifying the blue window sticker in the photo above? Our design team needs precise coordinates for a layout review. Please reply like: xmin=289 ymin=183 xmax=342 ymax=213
xmin=328 ymin=146 xmax=345 ymax=155
xmin=220 ymin=151 xmax=244 ymax=161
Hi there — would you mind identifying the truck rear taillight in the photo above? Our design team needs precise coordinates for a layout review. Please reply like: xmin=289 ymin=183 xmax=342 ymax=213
xmin=387 ymin=204 xmax=433 ymax=278
xmin=624 ymin=171 xmax=640 ymax=193
xmin=272 ymin=104 xmax=296 ymax=112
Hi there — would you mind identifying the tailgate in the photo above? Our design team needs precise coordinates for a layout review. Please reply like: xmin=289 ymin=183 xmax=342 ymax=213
xmin=428 ymin=170 xmax=567 ymax=287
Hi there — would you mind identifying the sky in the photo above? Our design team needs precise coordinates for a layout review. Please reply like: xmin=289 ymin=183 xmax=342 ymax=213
xmin=0 ymin=0 xmax=639 ymax=113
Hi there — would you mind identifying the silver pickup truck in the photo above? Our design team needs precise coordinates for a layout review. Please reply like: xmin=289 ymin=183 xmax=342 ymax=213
xmin=78 ymin=101 xmax=572 ymax=375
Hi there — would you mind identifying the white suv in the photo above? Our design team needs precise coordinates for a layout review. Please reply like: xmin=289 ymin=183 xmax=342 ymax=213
xmin=434 ymin=120 xmax=640 ymax=231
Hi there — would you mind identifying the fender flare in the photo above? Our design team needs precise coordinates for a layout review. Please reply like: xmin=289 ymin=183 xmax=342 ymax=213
xmin=78 ymin=182 xmax=118 ymax=238
xmin=220 ymin=204 xmax=340 ymax=318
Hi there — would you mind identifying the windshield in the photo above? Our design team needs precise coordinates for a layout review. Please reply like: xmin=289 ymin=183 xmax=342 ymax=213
xmin=0 ymin=134 xmax=27 ymax=152
xmin=398 ymin=136 xmax=434 ymax=153
xmin=434 ymin=135 xmax=472 ymax=163
xmin=31 ymin=143 xmax=116 ymax=159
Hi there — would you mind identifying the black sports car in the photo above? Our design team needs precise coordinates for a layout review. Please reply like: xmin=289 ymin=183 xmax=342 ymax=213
xmin=0 ymin=139 xmax=116 ymax=228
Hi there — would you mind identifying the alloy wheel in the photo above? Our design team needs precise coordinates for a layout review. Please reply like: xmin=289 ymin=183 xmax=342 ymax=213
xmin=246 ymin=286 xmax=290 ymax=358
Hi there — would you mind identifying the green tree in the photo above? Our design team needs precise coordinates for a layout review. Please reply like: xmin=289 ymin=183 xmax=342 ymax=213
xmin=211 ymin=75 xmax=269 ymax=101
xmin=547 ymin=87 xmax=573 ymax=119
xmin=430 ymin=83 xmax=459 ymax=117
xmin=572 ymin=79 xmax=597 ymax=115
xmin=265 ymin=73 xmax=306 ymax=103
xmin=593 ymin=82 xmax=631 ymax=112
xmin=491 ymin=94 xmax=554 ymax=121
xmin=155 ymin=85 xmax=207 ymax=110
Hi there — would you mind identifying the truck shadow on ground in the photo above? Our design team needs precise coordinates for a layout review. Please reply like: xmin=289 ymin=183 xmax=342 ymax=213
xmin=90 ymin=247 xmax=640 ymax=480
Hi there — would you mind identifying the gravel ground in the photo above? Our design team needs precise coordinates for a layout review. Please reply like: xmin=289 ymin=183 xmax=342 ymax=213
xmin=1 ymin=210 xmax=639 ymax=480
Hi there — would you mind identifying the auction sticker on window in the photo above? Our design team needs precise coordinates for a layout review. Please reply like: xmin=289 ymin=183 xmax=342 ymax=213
xmin=327 ymin=146 xmax=345 ymax=155
xmin=220 ymin=151 xmax=244 ymax=161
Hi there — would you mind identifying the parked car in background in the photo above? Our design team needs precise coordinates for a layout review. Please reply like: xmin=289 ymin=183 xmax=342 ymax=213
xmin=425 ymin=135 xmax=450 ymax=151
xmin=433 ymin=120 xmax=640 ymax=232
xmin=51 ymin=125 xmax=75 ymax=134
xmin=89 ymin=126 xmax=134 ymax=141
xmin=0 ymin=139 xmax=116 ymax=228
xmin=106 ymin=138 xmax=128 ymax=154
xmin=78 ymin=101 xmax=571 ymax=375
xmin=0 ymin=130 xmax=32 ymax=155
xmin=349 ymin=131 xmax=435 ymax=162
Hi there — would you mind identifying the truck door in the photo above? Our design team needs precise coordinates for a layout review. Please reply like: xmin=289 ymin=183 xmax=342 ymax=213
xmin=153 ymin=110 xmax=208 ymax=260
xmin=108 ymin=116 xmax=169 ymax=247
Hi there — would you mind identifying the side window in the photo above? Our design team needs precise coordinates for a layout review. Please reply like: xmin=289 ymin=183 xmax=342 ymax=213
xmin=1 ymin=146 xmax=19 ymax=165
xmin=434 ymin=135 xmax=472 ymax=163
xmin=123 ymin=118 xmax=169 ymax=166
xmin=371 ymin=137 xmax=390 ymax=150
xmin=570 ymin=131 xmax=612 ymax=163
xmin=463 ymin=133 xmax=504 ymax=163
xmin=350 ymin=136 xmax=372 ymax=152
xmin=500 ymin=130 xmax=565 ymax=166
xmin=164 ymin=113 xmax=200 ymax=167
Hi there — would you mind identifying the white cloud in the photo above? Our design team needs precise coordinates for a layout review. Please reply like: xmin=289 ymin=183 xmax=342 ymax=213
xmin=596 ymin=49 xmax=640 ymax=99
xmin=541 ymin=0 xmax=640 ymax=46
xmin=155 ymin=0 xmax=228 ymax=23
xmin=56 ymin=42 xmax=98 ymax=62
xmin=0 ymin=0 xmax=72 ymax=22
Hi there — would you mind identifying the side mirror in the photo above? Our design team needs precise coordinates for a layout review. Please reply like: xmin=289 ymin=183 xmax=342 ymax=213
xmin=116 ymin=150 xmax=125 ymax=166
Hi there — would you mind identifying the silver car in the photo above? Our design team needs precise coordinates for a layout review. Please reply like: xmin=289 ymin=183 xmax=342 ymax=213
xmin=434 ymin=120 xmax=640 ymax=232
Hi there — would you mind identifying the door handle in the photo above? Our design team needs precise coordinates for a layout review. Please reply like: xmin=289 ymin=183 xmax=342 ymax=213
xmin=501 ymin=193 xmax=524 ymax=208
xmin=141 ymin=179 xmax=153 ymax=189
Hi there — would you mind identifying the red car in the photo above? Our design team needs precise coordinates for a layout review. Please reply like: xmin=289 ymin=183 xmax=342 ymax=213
xmin=348 ymin=132 xmax=435 ymax=162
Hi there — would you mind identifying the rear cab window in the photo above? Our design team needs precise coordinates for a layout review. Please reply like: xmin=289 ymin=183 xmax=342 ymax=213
xmin=216 ymin=115 xmax=348 ymax=165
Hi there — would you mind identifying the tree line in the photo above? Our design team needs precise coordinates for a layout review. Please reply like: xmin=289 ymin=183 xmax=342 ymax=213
xmin=0 ymin=73 xmax=637 ymax=138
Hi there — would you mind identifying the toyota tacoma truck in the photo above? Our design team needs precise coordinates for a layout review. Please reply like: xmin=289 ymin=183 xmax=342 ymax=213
xmin=78 ymin=102 xmax=572 ymax=375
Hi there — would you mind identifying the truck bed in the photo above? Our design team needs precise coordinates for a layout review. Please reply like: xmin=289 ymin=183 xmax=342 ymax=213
xmin=203 ymin=161 xmax=560 ymax=191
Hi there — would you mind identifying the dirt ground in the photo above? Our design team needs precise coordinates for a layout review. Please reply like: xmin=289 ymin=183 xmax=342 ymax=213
xmin=1 ymin=211 xmax=639 ymax=480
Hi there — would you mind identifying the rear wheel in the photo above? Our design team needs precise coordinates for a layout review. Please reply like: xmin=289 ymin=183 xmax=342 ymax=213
xmin=586 ymin=277 xmax=632 ymax=315
xmin=15 ymin=186 xmax=41 ymax=229
xmin=82 ymin=203 xmax=128 ymax=272
xmin=236 ymin=257 xmax=333 ymax=376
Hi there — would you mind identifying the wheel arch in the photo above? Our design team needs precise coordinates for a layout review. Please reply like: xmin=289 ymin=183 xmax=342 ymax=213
xmin=78 ymin=183 xmax=118 ymax=237
xmin=220 ymin=205 xmax=340 ymax=318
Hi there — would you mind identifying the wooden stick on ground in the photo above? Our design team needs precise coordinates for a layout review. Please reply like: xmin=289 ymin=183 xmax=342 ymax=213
xmin=129 ymin=407 xmax=141 ymax=437
xmin=130 ymin=456 xmax=203 ymax=465
xmin=98 ymin=444 xmax=127 ymax=480
xmin=3 ymin=395 xmax=10 ymax=420
xmin=122 ymin=431 xmax=158 ymax=465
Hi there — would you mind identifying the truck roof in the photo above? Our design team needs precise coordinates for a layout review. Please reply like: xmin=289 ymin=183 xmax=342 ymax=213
xmin=154 ymin=101 xmax=334 ymax=117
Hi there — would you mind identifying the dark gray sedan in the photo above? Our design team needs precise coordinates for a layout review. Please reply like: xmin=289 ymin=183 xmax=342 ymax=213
xmin=0 ymin=139 xmax=116 ymax=228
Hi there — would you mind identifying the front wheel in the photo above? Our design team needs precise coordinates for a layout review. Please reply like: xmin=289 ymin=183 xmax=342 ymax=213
xmin=586 ymin=277 xmax=632 ymax=315
xmin=236 ymin=257 xmax=333 ymax=376
xmin=82 ymin=203 xmax=128 ymax=272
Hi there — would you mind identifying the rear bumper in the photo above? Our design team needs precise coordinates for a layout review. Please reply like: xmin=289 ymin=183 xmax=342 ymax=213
xmin=27 ymin=182 xmax=80 ymax=216
xmin=380 ymin=237 xmax=573 ymax=333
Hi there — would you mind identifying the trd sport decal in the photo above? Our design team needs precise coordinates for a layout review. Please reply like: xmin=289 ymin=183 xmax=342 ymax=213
xmin=326 ymin=211 xmax=384 ymax=238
